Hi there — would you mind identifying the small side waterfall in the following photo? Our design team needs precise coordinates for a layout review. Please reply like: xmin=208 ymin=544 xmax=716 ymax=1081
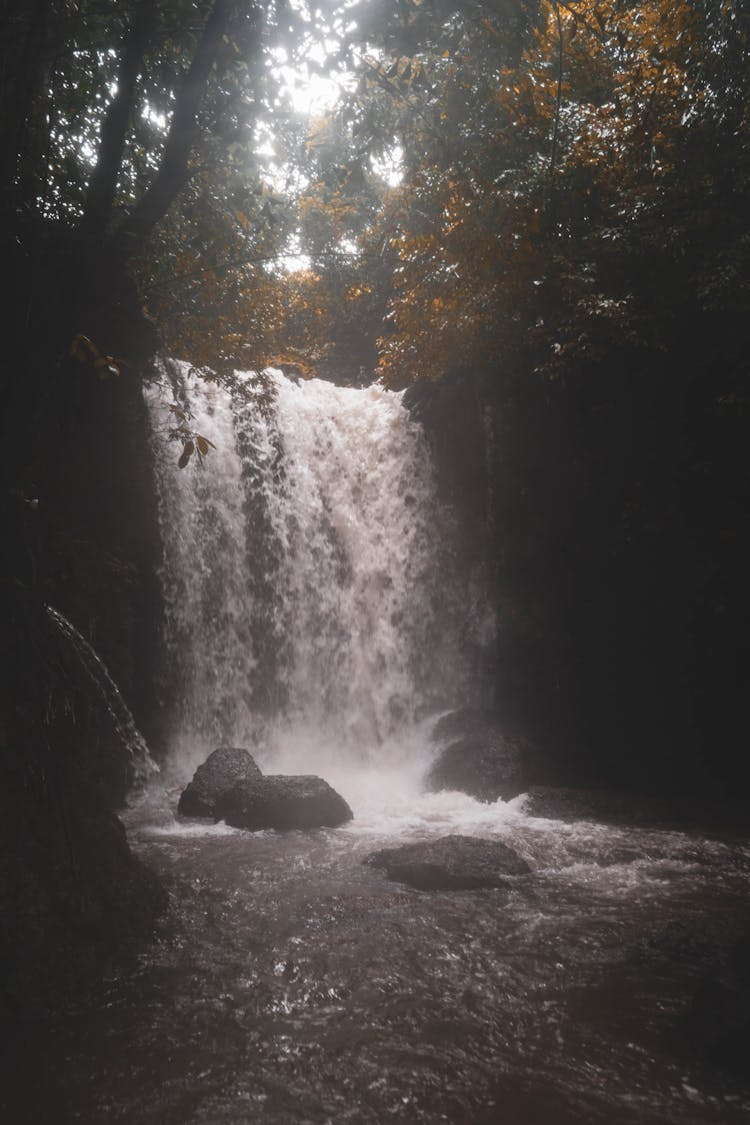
xmin=45 ymin=605 xmax=158 ymax=788
xmin=145 ymin=363 xmax=492 ymax=781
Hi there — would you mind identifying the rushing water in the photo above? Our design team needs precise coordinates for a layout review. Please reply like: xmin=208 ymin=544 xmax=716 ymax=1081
xmin=45 ymin=604 xmax=157 ymax=788
xmin=14 ymin=366 xmax=749 ymax=1123
xmin=20 ymin=787 xmax=750 ymax=1125
xmin=144 ymin=362 xmax=483 ymax=776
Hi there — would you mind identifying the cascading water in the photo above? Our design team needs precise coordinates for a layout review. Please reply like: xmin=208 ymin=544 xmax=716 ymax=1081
xmin=45 ymin=604 xmax=157 ymax=788
xmin=17 ymin=362 xmax=749 ymax=1125
xmin=145 ymin=361 xmax=486 ymax=794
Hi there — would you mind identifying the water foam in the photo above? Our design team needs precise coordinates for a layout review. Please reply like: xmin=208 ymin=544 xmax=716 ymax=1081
xmin=145 ymin=364 xmax=479 ymax=792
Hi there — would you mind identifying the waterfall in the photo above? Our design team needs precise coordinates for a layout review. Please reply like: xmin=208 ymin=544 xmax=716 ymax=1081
xmin=145 ymin=362 xmax=490 ymax=781
xmin=45 ymin=605 xmax=158 ymax=788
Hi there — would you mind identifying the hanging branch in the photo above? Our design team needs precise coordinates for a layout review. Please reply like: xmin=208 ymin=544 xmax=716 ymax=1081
xmin=549 ymin=0 xmax=564 ymax=177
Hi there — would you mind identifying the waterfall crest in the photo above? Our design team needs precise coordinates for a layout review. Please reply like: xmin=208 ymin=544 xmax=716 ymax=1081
xmin=145 ymin=363 xmax=487 ymax=780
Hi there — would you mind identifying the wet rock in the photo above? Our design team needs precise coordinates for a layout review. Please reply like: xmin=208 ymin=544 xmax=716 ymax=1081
xmin=430 ymin=708 xmax=499 ymax=745
xmin=365 ymin=834 xmax=531 ymax=891
xmin=523 ymin=785 xmax=750 ymax=832
xmin=216 ymin=774 xmax=353 ymax=832
xmin=523 ymin=785 xmax=674 ymax=826
xmin=178 ymin=747 xmax=262 ymax=818
xmin=426 ymin=709 xmax=541 ymax=803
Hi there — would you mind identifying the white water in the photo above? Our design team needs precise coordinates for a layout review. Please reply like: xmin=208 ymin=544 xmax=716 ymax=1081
xmin=45 ymin=604 xmax=158 ymax=786
xmin=24 ymin=362 xmax=747 ymax=1125
xmin=145 ymin=362 xmax=485 ymax=817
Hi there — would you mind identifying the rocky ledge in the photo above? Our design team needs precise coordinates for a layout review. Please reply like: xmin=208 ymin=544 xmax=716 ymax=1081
xmin=425 ymin=708 xmax=547 ymax=803
xmin=178 ymin=749 xmax=353 ymax=832
xmin=365 ymin=834 xmax=531 ymax=891
xmin=524 ymin=785 xmax=750 ymax=834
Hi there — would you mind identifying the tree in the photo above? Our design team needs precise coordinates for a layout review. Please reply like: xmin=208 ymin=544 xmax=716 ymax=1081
xmin=1 ymin=2 xmax=321 ymax=373
xmin=0 ymin=0 xmax=308 ymax=615
xmin=286 ymin=0 xmax=750 ymax=789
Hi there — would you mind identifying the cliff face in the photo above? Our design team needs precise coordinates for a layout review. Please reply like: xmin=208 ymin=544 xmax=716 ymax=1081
xmin=0 ymin=587 xmax=166 ymax=1032
xmin=406 ymin=368 xmax=750 ymax=802
xmin=0 ymin=224 xmax=166 ymax=1021
xmin=402 ymin=373 xmax=501 ymax=699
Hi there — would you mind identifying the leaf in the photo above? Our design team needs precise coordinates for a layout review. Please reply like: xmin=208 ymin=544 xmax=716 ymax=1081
xmin=195 ymin=434 xmax=215 ymax=456
xmin=71 ymin=334 xmax=100 ymax=363
xmin=94 ymin=356 xmax=121 ymax=378
xmin=178 ymin=440 xmax=194 ymax=468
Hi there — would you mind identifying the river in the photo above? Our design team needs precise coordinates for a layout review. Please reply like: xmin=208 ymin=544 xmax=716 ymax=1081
xmin=14 ymin=365 xmax=749 ymax=1123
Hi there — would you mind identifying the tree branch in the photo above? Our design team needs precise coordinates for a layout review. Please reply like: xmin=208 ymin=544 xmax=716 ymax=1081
xmin=549 ymin=0 xmax=564 ymax=177
xmin=109 ymin=0 xmax=237 ymax=263
xmin=78 ymin=0 xmax=158 ymax=248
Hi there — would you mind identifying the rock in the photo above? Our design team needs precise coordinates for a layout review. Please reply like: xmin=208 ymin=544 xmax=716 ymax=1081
xmin=178 ymin=746 xmax=262 ymax=818
xmin=365 ymin=834 xmax=531 ymax=891
xmin=426 ymin=709 xmax=539 ymax=802
xmin=216 ymin=774 xmax=353 ymax=831
xmin=524 ymin=785 xmax=750 ymax=833
xmin=523 ymin=785 xmax=675 ymax=826
xmin=431 ymin=708 xmax=499 ymax=745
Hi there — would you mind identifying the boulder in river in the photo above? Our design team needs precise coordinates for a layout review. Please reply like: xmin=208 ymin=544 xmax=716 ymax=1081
xmin=216 ymin=774 xmax=353 ymax=831
xmin=425 ymin=709 xmax=541 ymax=803
xmin=365 ymin=834 xmax=531 ymax=891
xmin=178 ymin=746 xmax=262 ymax=818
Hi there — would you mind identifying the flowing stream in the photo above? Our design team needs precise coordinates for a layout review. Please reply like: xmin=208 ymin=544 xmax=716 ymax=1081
xmin=45 ymin=604 xmax=157 ymax=789
xmin=22 ymin=365 xmax=750 ymax=1123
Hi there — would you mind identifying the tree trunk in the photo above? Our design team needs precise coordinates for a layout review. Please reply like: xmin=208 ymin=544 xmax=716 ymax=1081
xmin=107 ymin=0 xmax=236 ymax=264
xmin=0 ymin=0 xmax=56 ymax=217
xmin=78 ymin=0 xmax=158 ymax=250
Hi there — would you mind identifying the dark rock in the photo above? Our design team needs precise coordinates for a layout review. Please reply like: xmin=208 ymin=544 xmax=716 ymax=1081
xmin=524 ymin=785 xmax=750 ymax=833
xmin=178 ymin=747 xmax=262 ymax=818
xmin=431 ymin=708 xmax=500 ymax=745
xmin=365 ymin=834 xmax=531 ymax=891
xmin=217 ymin=774 xmax=353 ymax=832
xmin=0 ymin=590 xmax=166 ymax=1022
xmin=426 ymin=710 xmax=541 ymax=802
xmin=523 ymin=785 xmax=676 ymax=826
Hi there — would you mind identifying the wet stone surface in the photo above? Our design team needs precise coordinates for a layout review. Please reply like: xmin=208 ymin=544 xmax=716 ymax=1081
xmin=178 ymin=747 xmax=262 ymax=818
xmin=365 ymin=833 xmax=531 ymax=890
xmin=217 ymin=774 xmax=354 ymax=832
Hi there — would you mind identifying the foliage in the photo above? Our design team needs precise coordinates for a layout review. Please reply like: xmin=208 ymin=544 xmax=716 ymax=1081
xmin=280 ymin=0 xmax=750 ymax=785
xmin=132 ymin=172 xmax=292 ymax=376
xmin=323 ymin=0 xmax=750 ymax=387
xmin=0 ymin=0 xmax=324 ymax=381
xmin=70 ymin=333 xmax=127 ymax=381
